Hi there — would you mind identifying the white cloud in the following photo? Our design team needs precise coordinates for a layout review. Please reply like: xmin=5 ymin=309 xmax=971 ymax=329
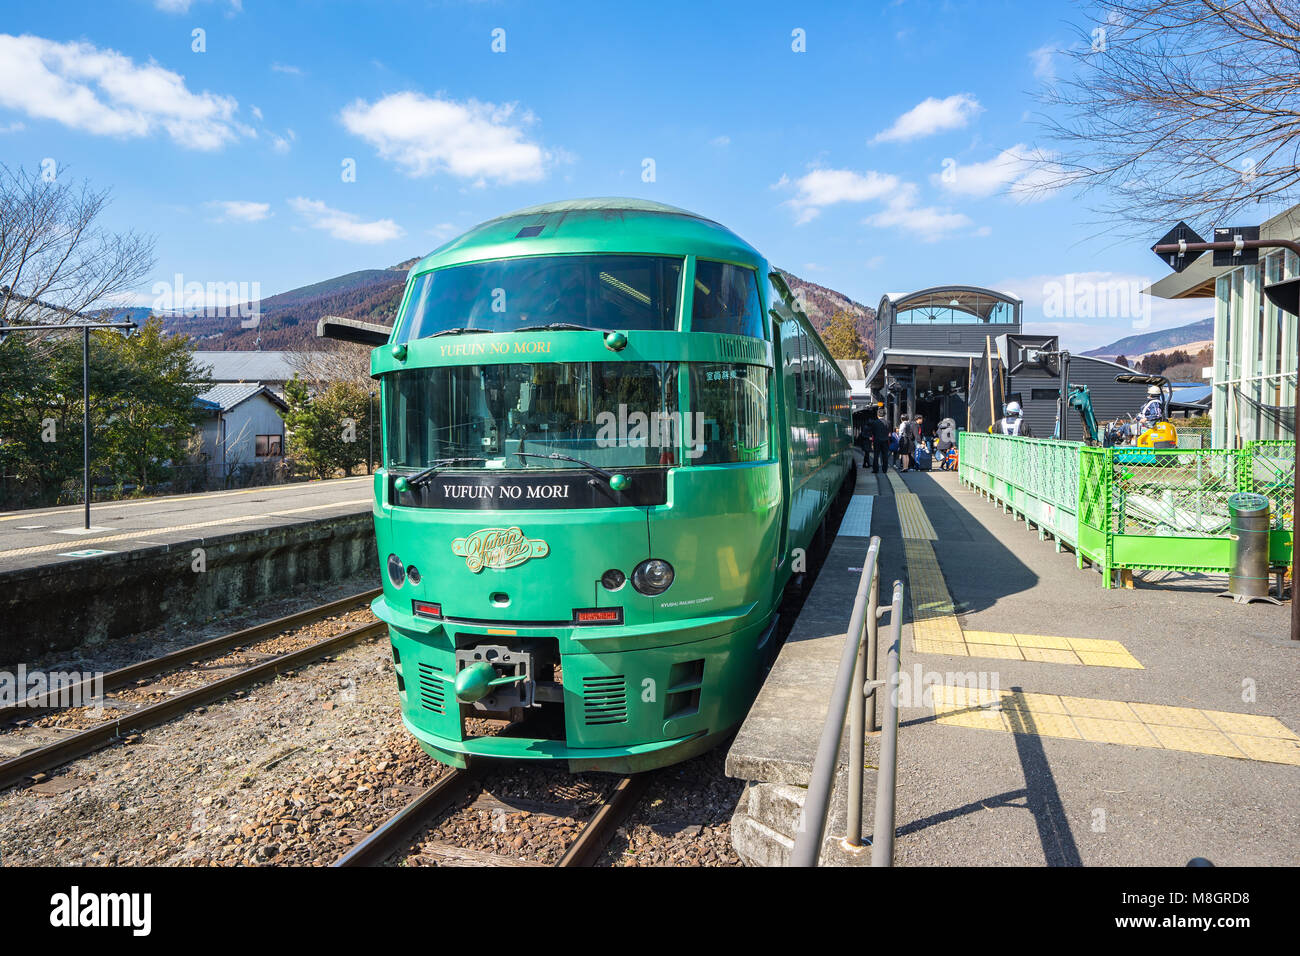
xmin=289 ymin=197 xmax=404 ymax=244
xmin=864 ymin=186 xmax=973 ymax=242
xmin=208 ymin=200 xmax=270 ymax=222
xmin=154 ymin=0 xmax=242 ymax=13
xmin=999 ymin=270 xmax=1208 ymax=350
xmin=932 ymin=144 xmax=1072 ymax=202
xmin=0 ymin=33 xmax=249 ymax=150
xmin=1029 ymin=44 xmax=1056 ymax=80
xmin=873 ymin=94 xmax=982 ymax=144
xmin=271 ymin=128 xmax=295 ymax=154
xmin=271 ymin=62 xmax=303 ymax=75
xmin=710 ymin=135 xmax=730 ymax=147
xmin=783 ymin=167 xmax=901 ymax=224
xmin=340 ymin=91 xmax=551 ymax=184
xmin=0 ymin=120 xmax=23 ymax=134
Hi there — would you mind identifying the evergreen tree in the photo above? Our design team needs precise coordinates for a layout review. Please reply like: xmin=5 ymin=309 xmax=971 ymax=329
xmin=821 ymin=310 xmax=868 ymax=362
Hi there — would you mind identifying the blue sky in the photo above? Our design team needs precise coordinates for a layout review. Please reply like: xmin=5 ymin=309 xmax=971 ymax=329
xmin=0 ymin=0 xmax=1230 ymax=349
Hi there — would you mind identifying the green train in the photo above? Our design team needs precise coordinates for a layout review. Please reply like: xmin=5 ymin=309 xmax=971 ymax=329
xmin=330 ymin=198 xmax=853 ymax=773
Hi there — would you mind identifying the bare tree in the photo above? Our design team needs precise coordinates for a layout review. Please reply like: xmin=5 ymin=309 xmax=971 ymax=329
xmin=285 ymin=338 xmax=374 ymax=389
xmin=0 ymin=164 xmax=154 ymax=332
xmin=1037 ymin=1 xmax=1300 ymax=232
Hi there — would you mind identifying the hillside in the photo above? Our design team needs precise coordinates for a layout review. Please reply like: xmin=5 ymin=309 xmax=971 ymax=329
xmin=155 ymin=261 xmax=877 ymax=356
xmin=777 ymin=270 xmax=876 ymax=354
xmin=159 ymin=262 xmax=411 ymax=350
xmin=1082 ymin=317 xmax=1214 ymax=359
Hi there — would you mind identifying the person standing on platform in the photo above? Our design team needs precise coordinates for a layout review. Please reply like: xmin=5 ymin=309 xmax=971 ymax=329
xmin=867 ymin=407 xmax=890 ymax=474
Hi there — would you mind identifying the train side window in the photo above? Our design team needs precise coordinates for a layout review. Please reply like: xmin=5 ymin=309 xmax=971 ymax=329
xmin=693 ymin=261 xmax=765 ymax=339
xmin=690 ymin=364 xmax=773 ymax=463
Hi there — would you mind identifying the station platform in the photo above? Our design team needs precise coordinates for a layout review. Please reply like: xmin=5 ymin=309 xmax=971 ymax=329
xmin=1 ymin=478 xmax=376 ymax=660
xmin=728 ymin=454 xmax=1299 ymax=866
xmin=0 ymin=476 xmax=373 ymax=574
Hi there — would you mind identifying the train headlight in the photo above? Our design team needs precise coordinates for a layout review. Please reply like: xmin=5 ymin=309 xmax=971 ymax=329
xmin=387 ymin=553 xmax=406 ymax=587
xmin=632 ymin=559 xmax=674 ymax=595
xmin=600 ymin=568 xmax=626 ymax=591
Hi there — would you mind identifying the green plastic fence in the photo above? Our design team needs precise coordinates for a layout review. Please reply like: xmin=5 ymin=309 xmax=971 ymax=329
xmin=958 ymin=432 xmax=1295 ymax=587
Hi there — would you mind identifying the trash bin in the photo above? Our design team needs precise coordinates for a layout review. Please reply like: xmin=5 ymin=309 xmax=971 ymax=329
xmin=1226 ymin=492 xmax=1271 ymax=599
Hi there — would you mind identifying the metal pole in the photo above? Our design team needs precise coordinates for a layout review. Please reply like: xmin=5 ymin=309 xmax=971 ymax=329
xmin=846 ymin=617 xmax=866 ymax=848
xmin=789 ymin=536 xmax=881 ymax=867
xmin=865 ymin=562 xmax=880 ymax=733
xmin=82 ymin=325 xmax=90 ymax=530
xmin=871 ymin=579 xmax=905 ymax=867
xmin=368 ymin=390 xmax=374 ymax=475
xmin=1293 ymin=381 xmax=1299 ymax=639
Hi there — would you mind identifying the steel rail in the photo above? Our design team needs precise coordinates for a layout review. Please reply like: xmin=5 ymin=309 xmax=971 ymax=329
xmin=333 ymin=769 xmax=650 ymax=868
xmin=556 ymin=773 xmax=650 ymax=867
xmin=0 ymin=619 xmax=386 ymax=791
xmin=332 ymin=768 xmax=480 ymax=867
xmin=1 ymin=587 xmax=381 ymax=719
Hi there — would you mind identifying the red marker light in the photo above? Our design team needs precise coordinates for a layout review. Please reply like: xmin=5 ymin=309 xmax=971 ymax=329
xmin=412 ymin=600 xmax=442 ymax=619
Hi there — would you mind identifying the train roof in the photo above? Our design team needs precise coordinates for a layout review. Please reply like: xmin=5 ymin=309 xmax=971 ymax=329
xmin=411 ymin=197 xmax=764 ymax=274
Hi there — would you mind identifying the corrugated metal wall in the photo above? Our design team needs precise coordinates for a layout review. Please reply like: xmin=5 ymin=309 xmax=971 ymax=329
xmin=1007 ymin=356 xmax=1151 ymax=440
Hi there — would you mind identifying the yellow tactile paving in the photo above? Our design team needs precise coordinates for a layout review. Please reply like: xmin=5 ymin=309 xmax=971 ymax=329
xmin=929 ymin=685 xmax=1300 ymax=766
xmin=1204 ymin=710 xmax=1300 ymax=739
xmin=1021 ymin=647 xmax=1081 ymax=666
xmin=895 ymin=493 xmax=938 ymax=540
xmin=963 ymin=631 xmax=1017 ymax=646
xmin=965 ymin=643 xmax=1023 ymax=660
xmin=1013 ymin=634 xmax=1074 ymax=650
xmin=919 ymin=627 xmax=1143 ymax=668
xmin=894 ymin=487 xmax=1144 ymax=668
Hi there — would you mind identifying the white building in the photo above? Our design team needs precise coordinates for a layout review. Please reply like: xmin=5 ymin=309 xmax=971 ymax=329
xmin=195 ymin=383 xmax=289 ymax=470
xmin=1146 ymin=205 xmax=1299 ymax=447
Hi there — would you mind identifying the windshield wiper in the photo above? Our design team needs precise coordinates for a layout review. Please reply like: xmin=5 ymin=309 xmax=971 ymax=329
xmin=515 ymin=452 xmax=627 ymax=489
xmin=513 ymin=323 xmax=596 ymax=332
xmin=427 ymin=327 xmax=483 ymax=338
xmin=396 ymin=458 xmax=488 ymax=490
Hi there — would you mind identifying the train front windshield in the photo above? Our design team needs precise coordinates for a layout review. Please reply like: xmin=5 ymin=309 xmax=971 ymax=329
xmin=387 ymin=361 xmax=681 ymax=470
xmin=386 ymin=361 xmax=774 ymax=471
xmin=395 ymin=255 xmax=683 ymax=340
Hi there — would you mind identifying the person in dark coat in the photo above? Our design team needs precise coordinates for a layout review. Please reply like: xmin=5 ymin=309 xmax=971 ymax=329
xmin=866 ymin=407 xmax=890 ymax=474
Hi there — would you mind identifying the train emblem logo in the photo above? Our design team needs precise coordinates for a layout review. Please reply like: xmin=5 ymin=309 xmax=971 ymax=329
xmin=451 ymin=526 xmax=550 ymax=572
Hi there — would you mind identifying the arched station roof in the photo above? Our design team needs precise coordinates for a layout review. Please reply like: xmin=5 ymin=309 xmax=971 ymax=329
xmin=877 ymin=285 xmax=1022 ymax=325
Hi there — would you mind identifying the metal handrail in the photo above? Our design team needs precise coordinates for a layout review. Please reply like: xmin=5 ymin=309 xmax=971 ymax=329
xmin=789 ymin=535 xmax=905 ymax=866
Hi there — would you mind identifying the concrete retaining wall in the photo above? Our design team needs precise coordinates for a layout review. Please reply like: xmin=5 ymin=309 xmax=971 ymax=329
xmin=1 ymin=514 xmax=376 ymax=665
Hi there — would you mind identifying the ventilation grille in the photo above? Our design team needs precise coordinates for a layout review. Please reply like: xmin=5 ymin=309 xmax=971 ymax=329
xmin=582 ymin=675 xmax=628 ymax=725
xmin=417 ymin=662 xmax=446 ymax=715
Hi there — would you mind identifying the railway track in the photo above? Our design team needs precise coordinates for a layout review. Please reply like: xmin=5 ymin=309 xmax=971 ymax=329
xmin=333 ymin=769 xmax=652 ymax=868
xmin=0 ymin=590 xmax=385 ymax=791
xmin=1 ymin=587 xmax=381 ymax=721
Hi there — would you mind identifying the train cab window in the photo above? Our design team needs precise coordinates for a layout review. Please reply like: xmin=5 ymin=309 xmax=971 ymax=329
xmin=691 ymin=261 xmax=765 ymax=339
xmin=689 ymin=363 xmax=773 ymax=464
xmin=395 ymin=255 xmax=683 ymax=341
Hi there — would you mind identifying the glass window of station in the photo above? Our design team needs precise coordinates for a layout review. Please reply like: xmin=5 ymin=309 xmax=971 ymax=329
xmin=894 ymin=292 xmax=1017 ymax=325
xmin=395 ymin=254 xmax=683 ymax=341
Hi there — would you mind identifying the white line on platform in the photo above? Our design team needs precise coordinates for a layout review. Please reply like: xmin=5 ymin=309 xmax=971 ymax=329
xmin=840 ymin=495 xmax=874 ymax=537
